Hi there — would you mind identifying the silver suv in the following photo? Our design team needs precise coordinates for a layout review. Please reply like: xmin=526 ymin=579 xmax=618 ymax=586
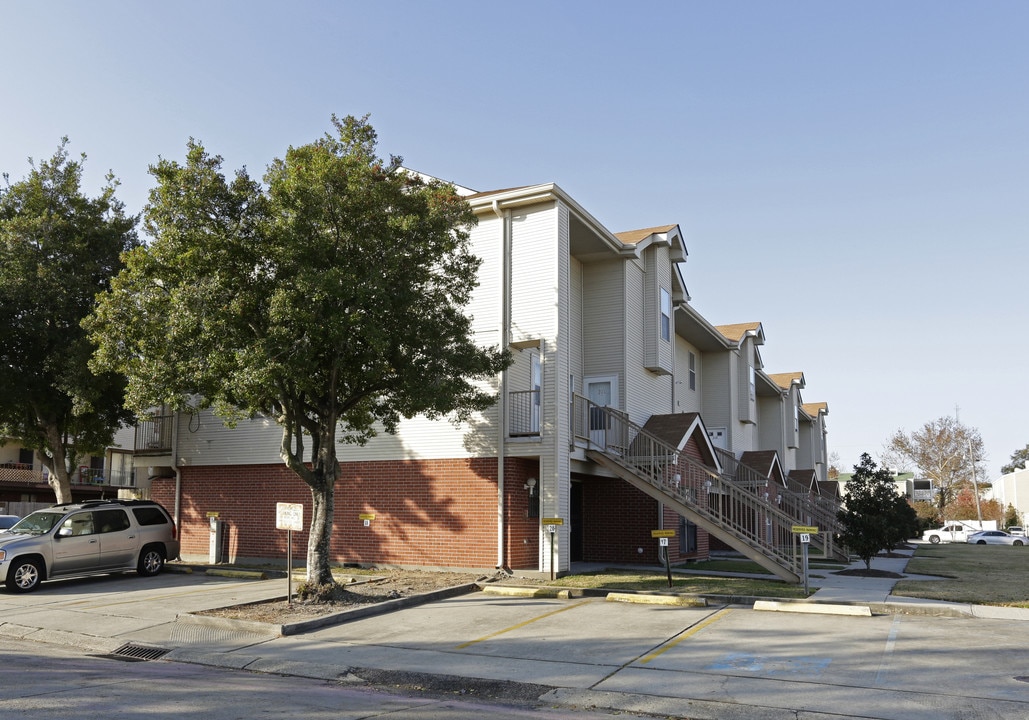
xmin=0 ymin=499 xmax=180 ymax=592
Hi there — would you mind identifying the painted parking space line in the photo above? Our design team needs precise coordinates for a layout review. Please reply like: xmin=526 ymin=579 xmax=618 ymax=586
xmin=639 ymin=607 xmax=734 ymax=664
xmin=874 ymin=615 xmax=902 ymax=685
xmin=454 ymin=599 xmax=597 ymax=649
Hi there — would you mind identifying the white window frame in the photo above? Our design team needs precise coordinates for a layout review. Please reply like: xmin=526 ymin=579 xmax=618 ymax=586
xmin=660 ymin=288 xmax=671 ymax=342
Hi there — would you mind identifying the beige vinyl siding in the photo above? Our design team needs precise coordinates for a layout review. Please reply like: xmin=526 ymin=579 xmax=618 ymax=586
xmin=507 ymin=202 xmax=559 ymax=461
xmin=642 ymin=245 xmax=674 ymax=376
xmin=624 ymin=254 xmax=672 ymax=423
xmin=468 ymin=213 xmax=503 ymax=343
xmin=582 ymin=258 xmax=625 ymax=406
xmin=569 ymin=256 xmax=584 ymax=398
xmin=737 ymin=339 xmax=757 ymax=425
xmin=700 ymin=351 xmax=733 ymax=439
xmin=673 ymin=335 xmax=702 ymax=414
xmin=757 ymin=395 xmax=786 ymax=458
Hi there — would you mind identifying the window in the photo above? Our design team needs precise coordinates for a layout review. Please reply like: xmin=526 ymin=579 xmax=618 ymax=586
xmin=660 ymin=288 xmax=671 ymax=342
xmin=133 ymin=507 xmax=170 ymax=526
xmin=688 ymin=352 xmax=696 ymax=391
xmin=95 ymin=509 xmax=131 ymax=533
xmin=749 ymin=365 xmax=756 ymax=401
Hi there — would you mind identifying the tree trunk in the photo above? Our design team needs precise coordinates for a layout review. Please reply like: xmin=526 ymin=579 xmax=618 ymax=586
xmin=42 ymin=427 xmax=74 ymax=504
xmin=304 ymin=423 xmax=340 ymax=586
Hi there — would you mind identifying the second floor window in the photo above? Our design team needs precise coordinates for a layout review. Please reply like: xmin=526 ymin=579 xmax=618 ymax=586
xmin=688 ymin=352 xmax=696 ymax=390
xmin=660 ymin=288 xmax=671 ymax=342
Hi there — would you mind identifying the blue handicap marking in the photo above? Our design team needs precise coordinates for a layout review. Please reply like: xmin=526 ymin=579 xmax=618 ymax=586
xmin=707 ymin=653 xmax=831 ymax=677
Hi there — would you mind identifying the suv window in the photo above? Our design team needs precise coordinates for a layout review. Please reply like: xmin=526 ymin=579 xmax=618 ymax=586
xmin=61 ymin=513 xmax=95 ymax=536
xmin=95 ymin=509 xmax=131 ymax=533
xmin=132 ymin=507 xmax=170 ymax=526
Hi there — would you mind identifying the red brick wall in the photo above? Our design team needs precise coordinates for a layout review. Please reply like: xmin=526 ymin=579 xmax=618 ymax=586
xmin=152 ymin=456 xmax=542 ymax=571
xmin=580 ymin=476 xmax=662 ymax=564
xmin=503 ymin=458 xmax=541 ymax=570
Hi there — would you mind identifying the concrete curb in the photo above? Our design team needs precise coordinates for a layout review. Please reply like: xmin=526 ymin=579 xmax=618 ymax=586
xmin=754 ymin=599 xmax=872 ymax=616
xmin=177 ymin=582 xmax=481 ymax=636
xmin=606 ymin=591 xmax=707 ymax=607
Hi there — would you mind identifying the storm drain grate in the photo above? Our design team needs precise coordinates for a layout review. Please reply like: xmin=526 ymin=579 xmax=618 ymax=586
xmin=108 ymin=643 xmax=172 ymax=662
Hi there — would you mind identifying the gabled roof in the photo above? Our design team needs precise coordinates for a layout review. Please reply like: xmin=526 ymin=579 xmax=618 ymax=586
xmin=768 ymin=371 xmax=806 ymax=391
xmin=614 ymin=224 xmax=679 ymax=246
xmin=802 ymin=402 xmax=828 ymax=417
xmin=788 ymin=469 xmax=818 ymax=492
xmin=716 ymin=322 xmax=765 ymax=344
xmin=739 ymin=450 xmax=786 ymax=486
xmin=816 ymin=480 xmax=841 ymax=499
xmin=639 ymin=413 xmax=721 ymax=471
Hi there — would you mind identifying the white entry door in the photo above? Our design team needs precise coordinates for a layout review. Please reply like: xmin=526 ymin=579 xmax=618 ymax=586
xmin=584 ymin=376 xmax=618 ymax=448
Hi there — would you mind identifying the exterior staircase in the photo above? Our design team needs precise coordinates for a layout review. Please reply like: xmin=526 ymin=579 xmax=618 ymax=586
xmin=573 ymin=398 xmax=803 ymax=583
xmin=713 ymin=448 xmax=848 ymax=562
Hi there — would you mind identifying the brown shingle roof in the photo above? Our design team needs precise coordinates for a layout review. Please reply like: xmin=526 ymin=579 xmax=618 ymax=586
xmin=715 ymin=322 xmax=762 ymax=342
xmin=768 ymin=372 xmax=804 ymax=390
xmin=613 ymin=225 xmax=678 ymax=246
xmin=802 ymin=402 xmax=828 ymax=416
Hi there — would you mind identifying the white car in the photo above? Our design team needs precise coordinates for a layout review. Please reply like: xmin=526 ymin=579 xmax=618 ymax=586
xmin=966 ymin=530 xmax=1025 ymax=546
xmin=1007 ymin=526 xmax=1025 ymax=537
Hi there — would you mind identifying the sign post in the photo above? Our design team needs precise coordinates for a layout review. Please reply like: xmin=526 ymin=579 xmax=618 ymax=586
xmin=651 ymin=529 xmax=676 ymax=587
xmin=792 ymin=525 xmax=818 ymax=596
xmin=276 ymin=503 xmax=304 ymax=605
xmin=541 ymin=518 xmax=564 ymax=581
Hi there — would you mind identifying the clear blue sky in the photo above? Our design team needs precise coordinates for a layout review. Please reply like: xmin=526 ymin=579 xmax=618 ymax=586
xmin=3 ymin=1 xmax=1027 ymax=476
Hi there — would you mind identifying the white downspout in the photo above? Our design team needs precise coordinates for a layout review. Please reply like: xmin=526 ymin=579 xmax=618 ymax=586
xmin=172 ymin=410 xmax=182 ymax=560
xmin=494 ymin=199 xmax=511 ymax=569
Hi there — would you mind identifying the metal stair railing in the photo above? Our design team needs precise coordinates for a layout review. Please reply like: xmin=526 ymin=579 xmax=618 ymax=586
xmin=572 ymin=396 xmax=801 ymax=582
xmin=713 ymin=447 xmax=846 ymax=561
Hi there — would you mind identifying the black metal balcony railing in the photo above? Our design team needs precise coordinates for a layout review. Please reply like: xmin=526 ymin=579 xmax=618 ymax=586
xmin=508 ymin=390 xmax=541 ymax=437
xmin=134 ymin=415 xmax=174 ymax=452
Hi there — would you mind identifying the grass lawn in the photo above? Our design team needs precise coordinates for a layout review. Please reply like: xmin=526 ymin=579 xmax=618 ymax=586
xmin=892 ymin=542 xmax=1029 ymax=608
xmin=541 ymin=544 xmax=1027 ymax=608
xmin=546 ymin=569 xmax=811 ymax=599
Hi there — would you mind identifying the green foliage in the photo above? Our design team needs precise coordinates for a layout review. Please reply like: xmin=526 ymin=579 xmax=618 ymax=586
xmin=0 ymin=140 xmax=138 ymax=502
xmin=1000 ymin=444 xmax=1029 ymax=475
xmin=87 ymin=116 xmax=510 ymax=582
xmin=837 ymin=453 xmax=917 ymax=568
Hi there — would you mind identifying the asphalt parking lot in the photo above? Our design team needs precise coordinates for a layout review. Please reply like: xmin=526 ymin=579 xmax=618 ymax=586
xmin=1 ymin=571 xmax=1028 ymax=719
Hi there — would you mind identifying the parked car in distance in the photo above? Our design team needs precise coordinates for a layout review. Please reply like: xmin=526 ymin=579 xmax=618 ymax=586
xmin=1007 ymin=526 xmax=1025 ymax=537
xmin=0 ymin=515 xmax=20 ymax=530
xmin=966 ymin=530 xmax=1025 ymax=546
xmin=0 ymin=499 xmax=180 ymax=592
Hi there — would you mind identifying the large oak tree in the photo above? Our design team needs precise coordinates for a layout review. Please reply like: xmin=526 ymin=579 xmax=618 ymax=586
xmin=884 ymin=415 xmax=986 ymax=521
xmin=0 ymin=141 xmax=138 ymax=503
xmin=87 ymin=116 xmax=508 ymax=584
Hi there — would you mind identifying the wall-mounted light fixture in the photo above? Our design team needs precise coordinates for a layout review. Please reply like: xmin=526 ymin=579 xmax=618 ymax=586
xmin=525 ymin=478 xmax=539 ymax=518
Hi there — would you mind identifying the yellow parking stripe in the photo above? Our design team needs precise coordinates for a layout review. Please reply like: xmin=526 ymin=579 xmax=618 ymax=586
xmin=639 ymin=607 xmax=733 ymax=664
xmin=455 ymin=599 xmax=595 ymax=649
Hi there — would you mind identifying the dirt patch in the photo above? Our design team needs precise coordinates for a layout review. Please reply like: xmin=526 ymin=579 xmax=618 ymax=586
xmin=833 ymin=568 xmax=906 ymax=579
xmin=196 ymin=569 xmax=525 ymax=624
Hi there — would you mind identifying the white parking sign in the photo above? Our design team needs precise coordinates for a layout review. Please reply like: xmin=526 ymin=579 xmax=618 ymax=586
xmin=276 ymin=502 xmax=303 ymax=531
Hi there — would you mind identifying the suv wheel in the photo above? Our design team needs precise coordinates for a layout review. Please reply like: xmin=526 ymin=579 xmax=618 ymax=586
xmin=928 ymin=535 xmax=941 ymax=544
xmin=137 ymin=546 xmax=165 ymax=577
xmin=6 ymin=558 xmax=43 ymax=593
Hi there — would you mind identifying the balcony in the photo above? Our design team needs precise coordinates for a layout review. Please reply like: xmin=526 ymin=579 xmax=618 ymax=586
xmin=134 ymin=415 xmax=174 ymax=454
xmin=508 ymin=390 xmax=540 ymax=437
xmin=0 ymin=462 xmax=44 ymax=486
